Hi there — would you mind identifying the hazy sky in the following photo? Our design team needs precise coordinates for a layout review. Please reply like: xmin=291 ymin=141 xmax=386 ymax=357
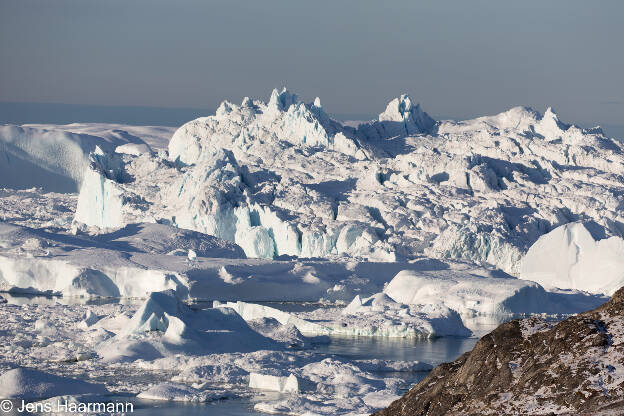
xmin=1 ymin=0 xmax=623 ymax=128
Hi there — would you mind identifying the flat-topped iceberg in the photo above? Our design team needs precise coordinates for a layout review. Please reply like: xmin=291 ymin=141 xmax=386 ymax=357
xmin=383 ymin=268 xmax=605 ymax=317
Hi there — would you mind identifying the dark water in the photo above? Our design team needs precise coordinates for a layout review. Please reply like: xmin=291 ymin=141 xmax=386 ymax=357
xmin=313 ymin=335 xmax=477 ymax=366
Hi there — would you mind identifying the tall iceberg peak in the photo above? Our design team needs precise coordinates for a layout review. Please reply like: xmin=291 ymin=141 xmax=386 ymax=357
xmin=267 ymin=87 xmax=299 ymax=113
xmin=378 ymin=94 xmax=436 ymax=135
xmin=538 ymin=107 xmax=569 ymax=133
xmin=356 ymin=94 xmax=436 ymax=142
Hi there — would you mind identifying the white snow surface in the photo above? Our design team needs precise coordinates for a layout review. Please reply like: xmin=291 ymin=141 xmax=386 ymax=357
xmin=22 ymin=123 xmax=174 ymax=150
xmin=520 ymin=221 xmax=624 ymax=295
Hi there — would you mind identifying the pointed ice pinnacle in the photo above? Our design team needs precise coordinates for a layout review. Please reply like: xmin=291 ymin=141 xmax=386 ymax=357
xmin=378 ymin=94 xmax=436 ymax=135
xmin=541 ymin=107 xmax=568 ymax=131
xmin=268 ymin=87 xmax=299 ymax=113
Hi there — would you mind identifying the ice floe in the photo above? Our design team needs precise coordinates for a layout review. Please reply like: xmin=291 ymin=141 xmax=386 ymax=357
xmin=0 ymin=367 xmax=108 ymax=399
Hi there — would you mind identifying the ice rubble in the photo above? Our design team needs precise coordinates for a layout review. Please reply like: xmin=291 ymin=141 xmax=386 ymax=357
xmin=520 ymin=222 xmax=624 ymax=295
xmin=137 ymin=383 xmax=230 ymax=402
xmin=0 ymin=367 xmax=108 ymax=399
xmin=69 ymin=88 xmax=624 ymax=275
xmin=220 ymin=296 xmax=471 ymax=338
xmin=156 ymin=351 xmax=426 ymax=414
xmin=0 ymin=298 xmax=430 ymax=415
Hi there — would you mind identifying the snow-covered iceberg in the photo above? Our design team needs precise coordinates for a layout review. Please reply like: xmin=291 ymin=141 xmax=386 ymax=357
xmin=0 ymin=124 xmax=158 ymax=193
xmin=222 ymin=297 xmax=471 ymax=338
xmin=383 ymin=268 xmax=605 ymax=318
xmin=97 ymin=290 xmax=276 ymax=362
xmin=137 ymin=383 xmax=231 ymax=402
xmin=67 ymin=88 xmax=624 ymax=275
xmin=0 ymin=222 xmax=248 ymax=298
xmin=520 ymin=222 xmax=624 ymax=295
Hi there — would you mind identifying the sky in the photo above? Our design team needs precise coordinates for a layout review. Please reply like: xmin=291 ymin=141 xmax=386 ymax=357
xmin=0 ymin=0 xmax=622 ymax=133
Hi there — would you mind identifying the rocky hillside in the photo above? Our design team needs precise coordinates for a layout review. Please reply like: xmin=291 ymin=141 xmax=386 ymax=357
xmin=375 ymin=287 xmax=624 ymax=415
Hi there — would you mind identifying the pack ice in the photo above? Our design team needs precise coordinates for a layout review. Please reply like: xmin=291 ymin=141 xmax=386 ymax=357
xmin=1 ymin=87 xmax=623 ymax=414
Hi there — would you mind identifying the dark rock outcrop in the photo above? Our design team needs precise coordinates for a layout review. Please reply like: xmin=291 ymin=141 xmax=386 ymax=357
xmin=375 ymin=287 xmax=624 ymax=415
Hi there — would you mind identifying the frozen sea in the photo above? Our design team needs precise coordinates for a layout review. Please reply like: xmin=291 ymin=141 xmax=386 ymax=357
xmin=3 ymin=294 xmax=478 ymax=416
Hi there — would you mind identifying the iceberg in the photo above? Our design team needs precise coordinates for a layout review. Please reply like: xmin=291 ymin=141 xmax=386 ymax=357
xmin=137 ymin=383 xmax=230 ymax=402
xmin=222 ymin=297 xmax=471 ymax=338
xmin=520 ymin=222 xmax=624 ymax=295
xmin=383 ymin=268 xmax=605 ymax=317
xmin=97 ymin=290 xmax=276 ymax=362
xmin=64 ymin=88 xmax=624 ymax=275
xmin=0 ymin=124 xmax=156 ymax=193
xmin=249 ymin=373 xmax=304 ymax=393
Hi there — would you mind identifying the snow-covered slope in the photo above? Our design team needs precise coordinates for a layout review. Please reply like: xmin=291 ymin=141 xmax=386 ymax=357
xmin=22 ymin=123 xmax=174 ymax=151
xmin=70 ymin=88 xmax=624 ymax=274
xmin=0 ymin=124 xmax=165 ymax=192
